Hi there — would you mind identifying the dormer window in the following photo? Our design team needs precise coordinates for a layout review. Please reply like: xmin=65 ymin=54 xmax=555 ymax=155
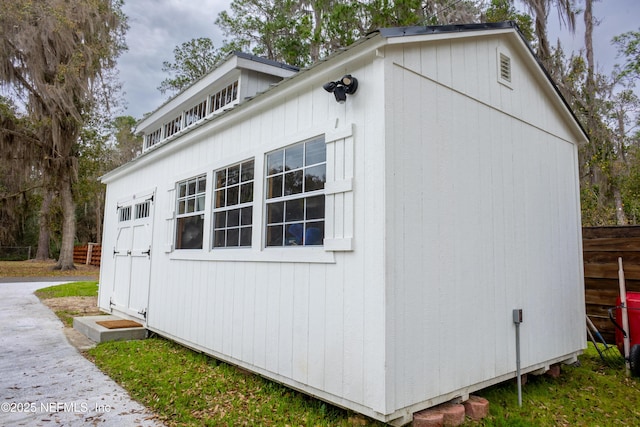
xmin=185 ymin=99 xmax=207 ymax=127
xmin=210 ymin=81 xmax=238 ymax=114
xmin=144 ymin=128 xmax=162 ymax=150
xmin=164 ymin=115 xmax=182 ymax=139
xmin=138 ymin=53 xmax=298 ymax=154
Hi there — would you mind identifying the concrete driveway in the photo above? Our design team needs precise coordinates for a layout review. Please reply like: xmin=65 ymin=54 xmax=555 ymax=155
xmin=0 ymin=281 xmax=164 ymax=427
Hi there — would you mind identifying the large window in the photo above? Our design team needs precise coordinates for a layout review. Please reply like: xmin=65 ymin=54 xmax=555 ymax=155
xmin=176 ymin=174 xmax=206 ymax=249
xmin=265 ymin=136 xmax=326 ymax=247
xmin=213 ymin=159 xmax=254 ymax=248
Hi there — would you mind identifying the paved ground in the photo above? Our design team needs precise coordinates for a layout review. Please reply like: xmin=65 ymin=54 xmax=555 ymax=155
xmin=0 ymin=281 xmax=164 ymax=427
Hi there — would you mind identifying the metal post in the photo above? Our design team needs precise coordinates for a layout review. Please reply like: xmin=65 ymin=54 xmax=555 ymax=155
xmin=618 ymin=257 xmax=631 ymax=377
xmin=513 ymin=309 xmax=523 ymax=407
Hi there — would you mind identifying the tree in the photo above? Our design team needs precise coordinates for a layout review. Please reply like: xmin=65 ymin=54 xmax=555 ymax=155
xmin=0 ymin=97 xmax=42 ymax=250
xmin=216 ymin=0 xmax=317 ymax=66
xmin=516 ymin=0 xmax=576 ymax=66
xmin=613 ymin=28 xmax=640 ymax=82
xmin=0 ymin=0 xmax=127 ymax=269
xmin=484 ymin=0 xmax=535 ymax=43
xmin=158 ymin=38 xmax=224 ymax=96
xmin=216 ymin=0 xmax=486 ymax=68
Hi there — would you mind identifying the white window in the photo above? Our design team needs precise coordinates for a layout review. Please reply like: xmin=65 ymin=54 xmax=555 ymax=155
xmin=164 ymin=114 xmax=182 ymax=139
xmin=118 ymin=206 xmax=131 ymax=222
xmin=185 ymin=99 xmax=207 ymax=127
xmin=265 ymin=136 xmax=326 ymax=247
xmin=135 ymin=200 xmax=151 ymax=220
xmin=144 ymin=128 xmax=162 ymax=150
xmin=175 ymin=175 xmax=206 ymax=249
xmin=210 ymin=81 xmax=239 ymax=114
xmin=213 ymin=159 xmax=254 ymax=248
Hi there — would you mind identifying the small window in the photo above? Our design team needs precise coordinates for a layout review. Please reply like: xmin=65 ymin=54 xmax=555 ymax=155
xmin=212 ymin=159 xmax=254 ymax=248
xmin=135 ymin=200 xmax=151 ymax=219
xmin=164 ymin=114 xmax=182 ymax=139
xmin=118 ymin=206 xmax=131 ymax=222
xmin=144 ymin=128 xmax=162 ymax=150
xmin=265 ymin=136 xmax=326 ymax=247
xmin=175 ymin=175 xmax=206 ymax=249
xmin=210 ymin=80 xmax=239 ymax=114
xmin=185 ymin=99 xmax=207 ymax=126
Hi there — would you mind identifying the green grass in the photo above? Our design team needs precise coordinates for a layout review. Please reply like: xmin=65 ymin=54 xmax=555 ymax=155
xmin=87 ymin=337 xmax=378 ymax=426
xmin=85 ymin=337 xmax=640 ymax=426
xmin=469 ymin=344 xmax=640 ymax=426
xmin=35 ymin=281 xmax=98 ymax=299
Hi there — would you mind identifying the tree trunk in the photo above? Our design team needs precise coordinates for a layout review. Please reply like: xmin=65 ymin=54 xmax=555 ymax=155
xmin=95 ymin=189 xmax=104 ymax=244
xmin=614 ymin=187 xmax=628 ymax=225
xmin=55 ymin=176 xmax=76 ymax=270
xmin=35 ymin=190 xmax=53 ymax=260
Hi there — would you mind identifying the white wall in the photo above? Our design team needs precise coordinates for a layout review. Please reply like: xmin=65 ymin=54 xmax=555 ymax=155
xmin=100 ymin=52 xmax=394 ymax=417
xmin=383 ymin=35 xmax=585 ymax=412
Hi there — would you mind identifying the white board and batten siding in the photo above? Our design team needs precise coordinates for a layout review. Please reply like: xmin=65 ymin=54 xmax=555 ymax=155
xmin=99 ymin=25 xmax=586 ymax=425
xmin=382 ymin=32 xmax=585 ymax=416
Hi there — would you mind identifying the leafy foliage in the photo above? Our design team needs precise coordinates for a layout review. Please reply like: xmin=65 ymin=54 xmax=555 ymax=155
xmin=0 ymin=0 xmax=128 ymax=269
xmin=613 ymin=28 xmax=640 ymax=80
xmin=158 ymin=38 xmax=224 ymax=96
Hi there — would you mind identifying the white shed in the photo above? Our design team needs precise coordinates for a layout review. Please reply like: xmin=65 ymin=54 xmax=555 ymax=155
xmin=99 ymin=22 xmax=587 ymax=425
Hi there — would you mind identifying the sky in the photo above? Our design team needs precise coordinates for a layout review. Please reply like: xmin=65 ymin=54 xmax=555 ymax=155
xmin=117 ymin=0 xmax=640 ymax=121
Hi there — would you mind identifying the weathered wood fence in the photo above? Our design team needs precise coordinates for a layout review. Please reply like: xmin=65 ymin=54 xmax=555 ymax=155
xmin=583 ymin=226 xmax=640 ymax=342
xmin=73 ymin=243 xmax=101 ymax=267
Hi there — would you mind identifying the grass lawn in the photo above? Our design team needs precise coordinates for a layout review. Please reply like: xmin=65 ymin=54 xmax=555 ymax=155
xmin=35 ymin=281 xmax=99 ymax=298
xmin=84 ymin=338 xmax=640 ymax=426
xmin=36 ymin=281 xmax=640 ymax=426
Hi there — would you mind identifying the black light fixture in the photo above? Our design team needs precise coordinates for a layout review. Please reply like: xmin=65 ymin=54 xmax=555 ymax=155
xmin=323 ymin=74 xmax=358 ymax=103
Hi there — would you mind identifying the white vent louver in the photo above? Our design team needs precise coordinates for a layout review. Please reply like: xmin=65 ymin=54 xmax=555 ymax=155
xmin=499 ymin=53 xmax=511 ymax=83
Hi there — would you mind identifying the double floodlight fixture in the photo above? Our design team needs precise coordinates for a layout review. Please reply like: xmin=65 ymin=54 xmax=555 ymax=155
xmin=323 ymin=75 xmax=358 ymax=103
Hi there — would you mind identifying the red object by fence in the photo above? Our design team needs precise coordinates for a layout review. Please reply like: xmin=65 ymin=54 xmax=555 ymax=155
xmin=615 ymin=292 xmax=640 ymax=353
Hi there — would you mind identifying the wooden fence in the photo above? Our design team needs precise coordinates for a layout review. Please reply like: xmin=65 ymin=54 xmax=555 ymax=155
xmin=73 ymin=243 xmax=101 ymax=267
xmin=583 ymin=226 xmax=640 ymax=343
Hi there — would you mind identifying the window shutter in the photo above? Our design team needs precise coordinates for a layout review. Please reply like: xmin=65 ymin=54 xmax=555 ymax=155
xmin=324 ymin=124 xmax=355 ymax=251
xmin=164 ymin=185 xmax=176 ymax=253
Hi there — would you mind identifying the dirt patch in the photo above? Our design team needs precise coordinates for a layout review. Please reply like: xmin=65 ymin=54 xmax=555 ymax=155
xmin=40 ymin=296 xmax=101 ymax=315
xmin=40 ymin=296 xmax=104 ymax=327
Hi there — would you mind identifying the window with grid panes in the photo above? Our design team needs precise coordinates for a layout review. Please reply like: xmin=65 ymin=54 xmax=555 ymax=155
xmin=265 ymin=136 xmax=325 ymax=247
xmin=175 ymin=174 xmax=206 ymax=249
xmin=212 ymin=159 xmax=254 ymax=248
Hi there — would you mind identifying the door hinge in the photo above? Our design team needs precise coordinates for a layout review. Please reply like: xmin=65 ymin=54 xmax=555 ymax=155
xmin=142 ymin=247 xmax=151 ymax=257
xmin=138 ymin=308 xmax=147 ymax=319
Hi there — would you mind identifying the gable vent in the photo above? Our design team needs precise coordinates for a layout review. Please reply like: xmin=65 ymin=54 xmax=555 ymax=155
xmin=499 ymin=53 xmax=511 ymax=82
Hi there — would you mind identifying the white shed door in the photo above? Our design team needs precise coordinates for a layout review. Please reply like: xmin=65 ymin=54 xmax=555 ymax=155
xmin=111 ymin=193 xmax=154 ymax=320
